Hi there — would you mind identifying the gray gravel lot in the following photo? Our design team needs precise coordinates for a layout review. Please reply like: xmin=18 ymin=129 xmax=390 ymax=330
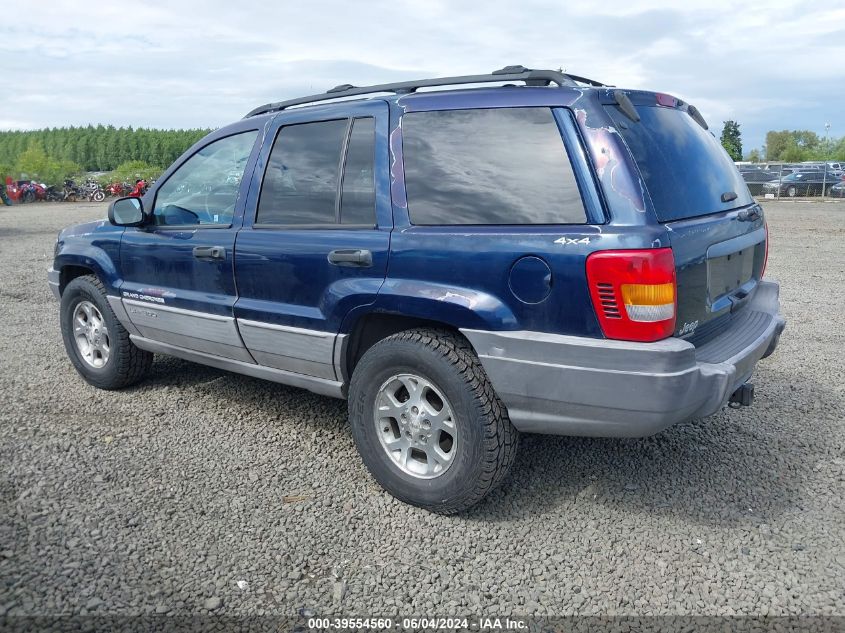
xmin=0 ymin=200 xmax=843 ymax=618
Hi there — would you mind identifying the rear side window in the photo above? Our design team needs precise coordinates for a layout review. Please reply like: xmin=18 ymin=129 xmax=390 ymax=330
xmin=401 ymin=108 xmax=587 ymax=225
xmin=256 ymin=117 xmax=377 ymax=226
xmin=605 ymin=104 xmax=754 ymax=222
xmin=257 ymin=119 xmax=347 ymax=225
xmin=340 ymin=118 xmax=376 ymax=224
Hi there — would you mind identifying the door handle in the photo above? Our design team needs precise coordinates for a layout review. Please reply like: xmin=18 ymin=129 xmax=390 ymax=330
xmin=192 ymin=246 xmax=226 ymax=260
xmin=327 ymin=249 xmax=373 ymax=267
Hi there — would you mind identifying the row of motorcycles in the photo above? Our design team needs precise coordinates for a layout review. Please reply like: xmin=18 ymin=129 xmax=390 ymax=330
xmin=31 ymin=178 xmax=150 ymax=203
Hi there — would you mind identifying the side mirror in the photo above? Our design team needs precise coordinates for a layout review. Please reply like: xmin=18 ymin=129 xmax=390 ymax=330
xmin=108 ymin=197 xmax=145 ymax=226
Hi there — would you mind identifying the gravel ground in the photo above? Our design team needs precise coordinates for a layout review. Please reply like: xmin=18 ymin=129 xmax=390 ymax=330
xmin=0 ymin=200 xmax=843 ymax=619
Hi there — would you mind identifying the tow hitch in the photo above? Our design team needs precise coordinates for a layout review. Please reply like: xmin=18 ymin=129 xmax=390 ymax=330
xmin=729 ymin=382 xmax=754 ymax=408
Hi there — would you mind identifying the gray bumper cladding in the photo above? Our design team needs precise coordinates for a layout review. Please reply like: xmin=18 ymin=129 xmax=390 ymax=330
xmin=461 ymin=281 xmax=785 ymax=438
xmin=47 ymin=267 xmax=61 ymax=300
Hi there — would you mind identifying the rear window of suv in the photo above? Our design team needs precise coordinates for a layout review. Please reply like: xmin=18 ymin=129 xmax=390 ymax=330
xmin=401 ymin=107 xmax=587 ymax=225
xmin=605 ymin=103 xmax=754 ymax=222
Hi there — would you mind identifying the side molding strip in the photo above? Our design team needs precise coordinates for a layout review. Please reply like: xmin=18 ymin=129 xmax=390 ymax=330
xmin=122 ymin=299 xmax=254 ymax=363
xmin=236 ymin=318 xmax=337 ymax=380
xmin=130 ymin=335 xmax=345 ymax=399
xmin=106 ymin=295 xmax=141 ymax=336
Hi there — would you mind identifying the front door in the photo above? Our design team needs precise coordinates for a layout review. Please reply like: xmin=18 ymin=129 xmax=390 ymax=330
xmin=119 ymin=128 xmax=261 ymax=362
xmin=234 ymin=101 xmax=391 ymax=380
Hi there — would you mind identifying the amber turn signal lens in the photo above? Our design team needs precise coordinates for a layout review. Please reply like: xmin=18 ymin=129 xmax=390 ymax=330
xmin=620 ymin=283 xmax=675 ymax=306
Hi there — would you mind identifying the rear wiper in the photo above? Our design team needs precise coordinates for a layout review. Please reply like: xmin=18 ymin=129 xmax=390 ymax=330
xmin=721 ymin=191 xmax=738 ymax=203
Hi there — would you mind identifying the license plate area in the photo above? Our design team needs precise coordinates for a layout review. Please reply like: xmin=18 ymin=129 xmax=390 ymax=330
xmin=706 ymin=227 xmax=766 ymax=312
xmin=709 ymin=249 xmax=754 ymax=299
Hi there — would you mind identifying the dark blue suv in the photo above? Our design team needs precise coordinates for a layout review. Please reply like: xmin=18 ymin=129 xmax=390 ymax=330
xmin=48 ymin=66 xmax=785 ymax=513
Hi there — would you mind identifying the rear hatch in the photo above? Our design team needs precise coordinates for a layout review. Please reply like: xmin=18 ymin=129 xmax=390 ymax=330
xmin=603 ymin=92 xmax=767 ymax=343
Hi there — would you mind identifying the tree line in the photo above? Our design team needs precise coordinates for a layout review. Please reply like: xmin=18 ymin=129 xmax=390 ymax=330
xmin=0 ymin=126 xmax=211 ymax=186
xmin=2 ymin=123 xmax=843 ymax=188
xmin=718 ymin=120 xmax=845 ymax=163
xmin=758 ymin=130 xmax=845 ymax=163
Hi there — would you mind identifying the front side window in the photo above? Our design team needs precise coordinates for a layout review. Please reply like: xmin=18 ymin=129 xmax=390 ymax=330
xmin=401 ymin=107 xmax=587 ymax=225
xmin=153 ymin=131 xmax=258 ymax=226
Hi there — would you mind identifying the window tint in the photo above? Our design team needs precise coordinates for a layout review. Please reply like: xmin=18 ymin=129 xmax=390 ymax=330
xmin=340 ymin=118 xmax=376 ymax=225
xmin=401 ymin=108 xmax=587 ymax=225
xmin=153 ymin=131 xmax=257 ymax=226
xmin=605 ymin=104 xmax=753 ymax=222
xmin=257 ymin=119 xmax=348 ymax=225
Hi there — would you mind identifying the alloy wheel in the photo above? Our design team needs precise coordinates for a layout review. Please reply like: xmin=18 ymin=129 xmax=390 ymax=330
xmin=373 ymin=373 xmax=458 ymax=479
xmin=72 ymin=300 xmax=110 ymax=368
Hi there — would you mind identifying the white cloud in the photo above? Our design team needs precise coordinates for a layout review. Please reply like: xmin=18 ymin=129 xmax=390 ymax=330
xmin=0 ymin=0 xmax=843 ymax=150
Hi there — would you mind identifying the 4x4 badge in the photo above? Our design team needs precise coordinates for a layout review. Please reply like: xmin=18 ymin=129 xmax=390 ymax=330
xmin=554 ymin=237 xmax=591 ymax=245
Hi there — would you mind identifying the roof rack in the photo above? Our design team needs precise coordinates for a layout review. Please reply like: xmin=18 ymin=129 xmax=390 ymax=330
xmin=244 ymin=65 xmax=606 ymax=118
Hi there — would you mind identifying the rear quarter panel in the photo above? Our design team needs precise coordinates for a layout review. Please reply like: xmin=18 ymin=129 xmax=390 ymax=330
xmin=370 ymin=93 xmax=667 ymax=337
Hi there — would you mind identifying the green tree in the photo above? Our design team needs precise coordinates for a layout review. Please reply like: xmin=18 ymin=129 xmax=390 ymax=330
xmin=720 ymin=120 xmax=742 ymax=161
xmin=16 ymin=141 xmax=51 ymax=180
xmin=13 ymin=141 xmax=81 ymax=185
xmin=765 ymin=129 xmax=822 ymax=161
xmin=746 ymin=148 xmax=761 ymax=163
xmin=110 ymin=160 xmax=163 ymax=184
xmin=0 ymin=126 xmax=213 ymax=173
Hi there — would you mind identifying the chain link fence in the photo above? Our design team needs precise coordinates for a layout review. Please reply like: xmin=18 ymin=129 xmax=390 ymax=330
xmin=738 ymin=161 xmax=845 ymax=201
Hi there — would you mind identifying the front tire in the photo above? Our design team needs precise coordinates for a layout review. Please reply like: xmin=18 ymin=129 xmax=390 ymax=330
xmin=787 ymin=185 xmax=797 ymax=197
xmin=93 ymin=190 xmax=105 ymax=202
xmin=348 ymin=329 xmax=519 ymax=514
xmin=60 ymin=275 xmax=152 ymax=389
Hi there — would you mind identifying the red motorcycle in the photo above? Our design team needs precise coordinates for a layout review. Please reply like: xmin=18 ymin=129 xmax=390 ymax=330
xmin=106 ymin=182 xmax=129 ymax=197
xmin=128 ymin=179 xmax=147 ymax=198
xmin=5 ymin=179 xmax=47 ymax=203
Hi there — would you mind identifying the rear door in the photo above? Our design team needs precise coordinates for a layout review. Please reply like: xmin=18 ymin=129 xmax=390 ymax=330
xmin=603 ymin=95 xmax=766 ymax=342
xmin=233 ymin=101 xmax=390 ymax=380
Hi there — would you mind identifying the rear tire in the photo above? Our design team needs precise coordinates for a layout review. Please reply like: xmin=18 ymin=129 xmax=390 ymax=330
xmin=93 ymin=190 xmax=105 ymax=202
xmin=60 ymin=275 xmax=152 ymax=389
xmin=348 ymin=328 xmax=519 ymax=514
xmin=787 ymin=185 xmax=797 ymax=197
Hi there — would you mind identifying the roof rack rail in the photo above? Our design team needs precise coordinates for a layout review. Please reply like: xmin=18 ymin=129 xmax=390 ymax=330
xmin=244 ymin=65 xmax=606 ymax=118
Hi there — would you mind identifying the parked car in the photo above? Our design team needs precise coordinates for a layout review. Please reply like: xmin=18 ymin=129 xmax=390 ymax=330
xmin=738 ymin=165 xmax=780 ymax=195
xmin=829 ymin=181 xmax=845 ymax=198
xmin=762 ymin=170 xmax=841 ymax=197
xmin=48 ymin=66 xmax=785 ymax=513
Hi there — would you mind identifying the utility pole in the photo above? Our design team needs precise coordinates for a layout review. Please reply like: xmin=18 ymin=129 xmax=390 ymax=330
xmin=822 ymin=123 xmax=831 ymax=199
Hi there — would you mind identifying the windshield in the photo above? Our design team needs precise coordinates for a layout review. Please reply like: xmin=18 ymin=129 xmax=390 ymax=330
xmin=605 ymin=103 xmax=754 ymax=222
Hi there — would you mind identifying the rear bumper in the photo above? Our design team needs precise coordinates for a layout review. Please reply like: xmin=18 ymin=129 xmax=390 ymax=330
xmin=461 ymin=280 xmax=785 ymax=438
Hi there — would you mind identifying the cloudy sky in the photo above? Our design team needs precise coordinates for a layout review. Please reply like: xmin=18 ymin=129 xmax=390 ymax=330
xmin=2 ymin=0 xmax=843 ymax=153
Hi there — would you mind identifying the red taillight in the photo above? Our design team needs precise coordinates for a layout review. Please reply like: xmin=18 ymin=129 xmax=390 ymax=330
xmin=586 ymin=248 xmax=677 ymax=342
xmin=655 ymin=92 xmax=678 ymax=108
xmin=762 ymin=221 xmax=769 ymax=278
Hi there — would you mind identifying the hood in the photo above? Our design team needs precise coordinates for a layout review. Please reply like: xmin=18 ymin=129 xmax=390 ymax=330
xmin=58 ymin=218 xmax=116 ymax=239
